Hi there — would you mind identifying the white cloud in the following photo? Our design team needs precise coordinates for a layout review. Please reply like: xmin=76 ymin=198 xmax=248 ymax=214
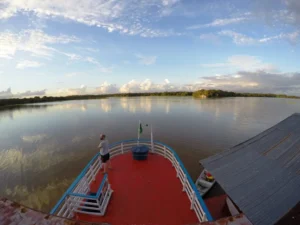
xmin=56 ymin=85 xmax=87 ymax=96
xmin=61 ymin=52 xmax=82 ymax=61
xmin=219 ymin=30 xmax=300 ymax=45
xmin=96 ymin=82 xmax=118 ymax=94
xmin=84 ymin=57 xmax=113 ymax=73
xmin=219 ymin=30 xmax=256 ymax=45
xmin=197 ymin=70 xmax=300 ymax=95
xmin=0 ymin=0 xmax=181 ymax=38
xmin=253 ymin=0 xmax=300 ymax=27
xmin=119 ymin=79 xmax=175 ymax=93
xmin=136 ymin=54 xmax=157 ymax=65
xmin=0 ymin=29 xmax=80 ymax=59
xmin=259 ymin=31 xmax=300 ymax=45
xmin=0 ymin=88 xmax=46 ymax=99
xmin=22 ymin=134 xmax=48 ymax=143
xmin=0 ymin=88 xmax=13 ymax=99
xmin=188 ymin=17 xmax=246 ymax=30
xmin=16 ymin=60 xmax=44 ymax=69
xmin=201 ymin=55 xmax=276 ymax=72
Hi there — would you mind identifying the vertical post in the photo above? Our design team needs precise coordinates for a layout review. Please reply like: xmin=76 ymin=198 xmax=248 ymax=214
xmin=203 ymin=213 xmax=207 ymax=221
xmin=190 ymin=191 xmax=195 ymax=210
xmin=151 ymin=125 xmax=154 ymax=153
xmin=96 ymin=200 xmax=103 ymax=215
xmin=182 ymin=175 xmax=187 ymax=192
xmin=138 ymin=120 xmax=141 ymax=141
xmin=121 ymin=142 xmax=124 ymax=154
xmin=98 ymin=156 xmax=102 ymax=171
xmin=176 ymin=161 xmax=179 ymax=178
xmin=90 ymin=165 xmax=95 ymax=182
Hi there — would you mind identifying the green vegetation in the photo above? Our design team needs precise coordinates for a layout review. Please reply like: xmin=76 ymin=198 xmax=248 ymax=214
xmin=1 ymin=89 xmax=299 ymax=108
xmin=193 ymin=89 xmax=300 ymax=99
xmin=0 ymin=92 xmax=192 ymax=108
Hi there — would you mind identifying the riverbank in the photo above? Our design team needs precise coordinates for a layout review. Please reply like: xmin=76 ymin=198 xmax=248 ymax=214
xmin=193 ymin=89 xmax=300 ymax=99
xmin=1 ymin=89 xmax=300 ymax=108
xmin=0 ymin=92 xmax=192 ymax=108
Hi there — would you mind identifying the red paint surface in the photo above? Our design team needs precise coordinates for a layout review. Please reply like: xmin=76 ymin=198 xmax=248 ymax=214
xmin=76 ymin=153 xmax=198 ymax=225
xmin=204 ymin=195 xmax=231 ymax=220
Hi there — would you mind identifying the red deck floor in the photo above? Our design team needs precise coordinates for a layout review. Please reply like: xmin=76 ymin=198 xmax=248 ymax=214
xmin=76 ymin=152 xmax=199 ymax=225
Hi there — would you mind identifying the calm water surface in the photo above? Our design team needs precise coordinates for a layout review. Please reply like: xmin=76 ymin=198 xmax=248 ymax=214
xmin=1 ymin=96 xmax=300 ymax=212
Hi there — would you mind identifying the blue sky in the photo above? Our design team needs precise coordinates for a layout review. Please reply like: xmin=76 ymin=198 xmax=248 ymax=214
xmin=0 ymin=0 xmax=300 ymax=98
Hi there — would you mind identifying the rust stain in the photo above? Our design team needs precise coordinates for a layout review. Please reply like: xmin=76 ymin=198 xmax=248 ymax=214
xmin=263 ymin=133 xmax=292 ymax=156
xmin=10 ymin=202 xmax=20 ymax=208
xmin=20 ymin=207 xmax=27 ymax=213
xmin=228 ymin=216 xmax=234 ymax=221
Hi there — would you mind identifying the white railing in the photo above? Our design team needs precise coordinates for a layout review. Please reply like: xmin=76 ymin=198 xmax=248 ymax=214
xmin=51 ymin=139 xmax=212 ymax=222
xmin=50 ymin=154 xmax=113 ymax=218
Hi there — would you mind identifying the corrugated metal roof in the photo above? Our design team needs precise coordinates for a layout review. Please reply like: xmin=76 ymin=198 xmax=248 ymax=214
xmin=200 ymin=113 xmax=300 ymax=225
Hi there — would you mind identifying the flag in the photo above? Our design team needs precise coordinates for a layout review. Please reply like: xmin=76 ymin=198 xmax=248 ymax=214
xmin=138 ymin=122 xmax=143 ymax=134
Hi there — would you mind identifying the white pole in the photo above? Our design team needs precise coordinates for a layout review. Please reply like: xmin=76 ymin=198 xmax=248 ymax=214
xmin=151 ymin=125 xmax=154 ymax=153
xmin=138 ymin=120 xmax=140 ymax=140
xmin=137 ymin=120 xmax=141 ymax=146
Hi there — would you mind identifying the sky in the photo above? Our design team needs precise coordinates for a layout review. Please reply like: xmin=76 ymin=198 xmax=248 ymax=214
xmin=0 ymin=0 xmax=300 ymax=98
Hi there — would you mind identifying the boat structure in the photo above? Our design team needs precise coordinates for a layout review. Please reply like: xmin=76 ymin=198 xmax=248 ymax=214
xmin=195 ymin=169 xmax=216 ymax=196
xmin=1 ymin=114 xmax=300 ymax=225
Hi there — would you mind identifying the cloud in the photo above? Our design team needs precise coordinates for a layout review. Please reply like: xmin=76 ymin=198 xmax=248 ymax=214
xmin=201 ymin=55 xmax=276 ymax=72
xmin=84 ymin=57 xmax=113 ymax=73
xmin=0 ymin=88 xmax=13 ymax=99
xmin=0 ymin=0 xmax=181 ymax=38
xmin=0 ymin=29 xmax=80 ymax=59
xmin=253 ymin=0 xmax=300 ymax=27
xmin=197 ymin=70 xmax=300 ymax=95
xmin=16 ymin=60 xmax=44 ymax=69
xmin=22 ymin=134 xmax=48 ymax=143
xmin=119 ymin=79 xmax=175 ymax=93
xmin=284 ymin=0 xmax=300 ymax=25
xmin=136 ymin=54 xmax=157 ymax=65
xmin=187 ymin=17 xmax=246 ymax=30
xmin=219 ymin=30 xmax=256 ymax=45
xmin=56 ymin=85 xmax=87 ymax=96
xmin=0 ymin=88 xmax=46 ymax=99
xmin=219 ymin=30 xmax=300 ymax=45
xmin=96 ymin=82 xmax=118 ymax=94
xmin=61 ymin=52 xmax=82 ymax=61
xmin=14 ymin=90 xmax=47 ymax=98
xmin=259 ymin=31 xmax=300 ymax=45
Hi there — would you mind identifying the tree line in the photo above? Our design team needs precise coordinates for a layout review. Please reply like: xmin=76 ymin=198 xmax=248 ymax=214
xmin=0 ymin=92 xmax=192 ymax=108
xmin=192 ymin=89 xmax=300 ymax=99
xmin=1 ymin=89 xmax=299 ymax=108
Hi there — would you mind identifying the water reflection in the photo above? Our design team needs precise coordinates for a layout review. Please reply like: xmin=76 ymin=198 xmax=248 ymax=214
xmin=22 ymin=134 xmax=48 ymax=143
xmin=119 ymin=97 xmax=152 ymax=113
xmin=0 ymin=104 xmax=49 ymax=121
xmin=1 ymin=97 xmax=300 ymax=213
xmin=100 ymin=99 xmax=112 ymax=112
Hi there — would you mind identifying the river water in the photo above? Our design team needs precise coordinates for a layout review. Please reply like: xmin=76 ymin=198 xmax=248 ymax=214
xmin=0 ymin=96 xmax=300 ymax=212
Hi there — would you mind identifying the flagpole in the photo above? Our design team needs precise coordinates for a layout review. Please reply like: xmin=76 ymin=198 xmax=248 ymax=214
xmin=138 ymin=120 xmax=140 ymax=140
xmin=151 ymin=124 xmax=154 ymax=153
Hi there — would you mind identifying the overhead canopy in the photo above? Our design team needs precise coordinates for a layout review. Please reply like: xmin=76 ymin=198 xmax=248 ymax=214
xmin=201 ymin=113 xmax=300 ymax=225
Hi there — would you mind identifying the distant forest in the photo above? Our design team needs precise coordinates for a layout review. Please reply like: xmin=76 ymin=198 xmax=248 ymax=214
xmin=0 ymin=92 xmax=192 ymax=108
xmin=193 ymin=89 xmax=300 ymax=99
xmin=0 ymin=90 xmax=299 ymax=108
